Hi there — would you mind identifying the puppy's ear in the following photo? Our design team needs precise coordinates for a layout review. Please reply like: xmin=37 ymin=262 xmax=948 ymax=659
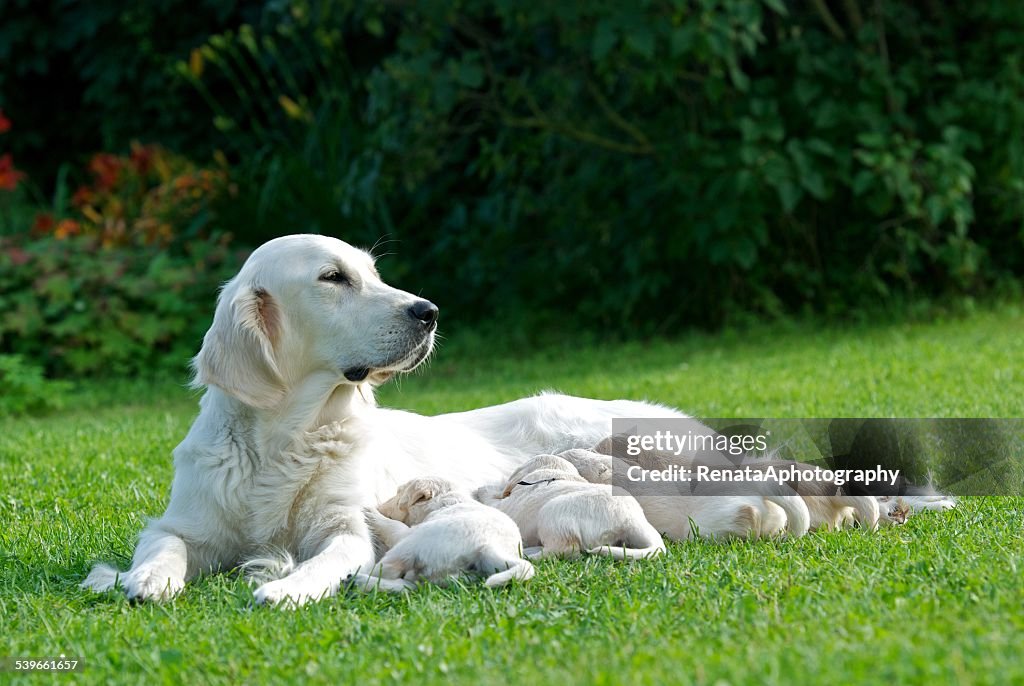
xmin=192 ymin=284 xmax=286 ymax=409
xmin=398 ymin=482 xmax=435 ymax=510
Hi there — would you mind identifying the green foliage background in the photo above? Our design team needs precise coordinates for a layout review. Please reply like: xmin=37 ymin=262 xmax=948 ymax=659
xmin=2 ymin=0 xmax=1024 ymax=375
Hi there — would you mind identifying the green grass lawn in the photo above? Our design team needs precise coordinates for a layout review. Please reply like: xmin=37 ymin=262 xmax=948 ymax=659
xmin=1 ymin=306 xmax=1023 ymax=685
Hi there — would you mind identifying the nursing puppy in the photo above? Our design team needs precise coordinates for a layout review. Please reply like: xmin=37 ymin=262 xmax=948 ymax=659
xmin=574 ymin=443 xmax=809 ymax=539
xmin=873 ymin=496 xmax=911 ymax=526
xmin=476 ymin=455 xmax=665 ymax=560
xmin=352 ymin=477 xmax=534 ymax=592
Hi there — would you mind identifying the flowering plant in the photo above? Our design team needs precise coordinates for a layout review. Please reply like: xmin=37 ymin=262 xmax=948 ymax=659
xmin=31 ymin=143 xmax=234 ymax=247
xmin=0 ymin=109 xmax=26 ymax=192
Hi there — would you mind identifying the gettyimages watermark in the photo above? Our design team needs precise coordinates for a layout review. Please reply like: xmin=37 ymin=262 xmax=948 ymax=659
xmin=622 ymin=462 xmax=901 ymax=488
xmin=607 ymin=418 xmax=1024 ymax=497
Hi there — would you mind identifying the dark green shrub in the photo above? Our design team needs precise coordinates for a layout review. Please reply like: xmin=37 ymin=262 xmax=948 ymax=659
xmin=181 ymin=0 xmax=1024 ymax=332
xmin=0 ymin=235 xmax=244 ymax=377
xmin=4 ymin=1 xmax=1024 ymax=336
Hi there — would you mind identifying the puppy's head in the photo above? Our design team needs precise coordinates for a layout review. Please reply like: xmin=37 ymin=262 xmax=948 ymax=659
xmin=501 ymin=455 xmax=579 ymax=497
xmin=877 ymin=496 xmax=911 ymax=526
xmin=192 ymin=234 xmax=438 ymax=408
xmin=502 ymin=466 xmax=583 ymax=498
xmin=379 ymin=476 xmax=456 ymax=525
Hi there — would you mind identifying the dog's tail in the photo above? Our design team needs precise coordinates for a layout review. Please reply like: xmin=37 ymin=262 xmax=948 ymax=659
xmin=484 ymin=559 xmax=535 ymax=587
xmin=80 ymin=563 xmax=121 ymax=592
xmin=764 ymin=495 xmax=811 ymax=537
xmin=240 ymin=549 xmax=297 ymax=585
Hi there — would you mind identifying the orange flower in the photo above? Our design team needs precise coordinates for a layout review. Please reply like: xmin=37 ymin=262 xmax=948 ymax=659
xmin=71 ymin=185 xmax=95 ymax=208
xmin=0 ymin=109 xmax=10 ymax=133
xmin=88 ymin=153 xmax=122 ymax=190
xmin=32 ymin=213 xmax=55 ymax=235
xmin=0 ymin=154 xmax=25 ymax=190
xmin=54 ymin=219 xmax=81 ymax=239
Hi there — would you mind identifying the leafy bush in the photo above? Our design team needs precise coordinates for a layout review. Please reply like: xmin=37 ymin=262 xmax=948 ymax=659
xmin=0 ymin=235 xmax=244 ymax=377
xmin=4 ymin=1 xmax=1024 ymax=336
xmin=0 ymin=354 xmax=70 ymax=416
xmin=173 ymin=0 xmax=1024 ymax=332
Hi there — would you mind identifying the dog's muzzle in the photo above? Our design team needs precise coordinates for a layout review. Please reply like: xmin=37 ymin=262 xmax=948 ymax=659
xmin=343 ymin=323 xmax=436 ymax=383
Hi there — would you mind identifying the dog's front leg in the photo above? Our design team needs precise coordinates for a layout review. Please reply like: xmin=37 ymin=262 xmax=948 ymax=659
xmin=253 ymin=506 xmax=375 ymax=607
xmin=81 ymin=522 xmax=189 ymax=601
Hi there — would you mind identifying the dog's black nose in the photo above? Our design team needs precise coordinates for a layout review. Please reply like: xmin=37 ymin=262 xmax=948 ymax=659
xmin=408 ymin=300 xmax=439 ymax=325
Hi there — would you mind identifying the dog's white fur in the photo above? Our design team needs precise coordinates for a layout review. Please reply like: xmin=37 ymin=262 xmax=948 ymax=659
xmin=475 ymin=455 xmax=665 ymax=559
xmin=78 ymin=233 xmax=941 ymax=606
xmin=352 ymin=477 xmax=533 ymax=591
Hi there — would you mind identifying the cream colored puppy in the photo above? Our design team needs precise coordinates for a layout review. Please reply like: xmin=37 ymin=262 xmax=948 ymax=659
xmin=499 ymin=454 xmax=588 ymax=497
xmin=477 ymin=455 xmax=666 ymax=560
xmin=352 ymin=477 xmax=534 ymax=592
xmin=560 ymin=445 xmax=806 ymax=539
xmin=873 ymin=496 xmax=911 ymax=526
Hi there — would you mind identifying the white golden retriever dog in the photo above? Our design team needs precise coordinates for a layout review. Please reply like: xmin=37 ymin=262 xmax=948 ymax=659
xmin=77 ymin=234 xmax=933 ymax=606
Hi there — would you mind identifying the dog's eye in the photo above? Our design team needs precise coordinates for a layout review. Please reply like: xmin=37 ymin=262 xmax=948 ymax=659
xmin=319 ymin=270 xmax=350 ymax=285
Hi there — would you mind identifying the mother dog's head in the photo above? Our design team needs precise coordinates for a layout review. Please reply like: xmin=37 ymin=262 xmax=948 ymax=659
xmin=193 ymin=234 xmax=437 ymax=409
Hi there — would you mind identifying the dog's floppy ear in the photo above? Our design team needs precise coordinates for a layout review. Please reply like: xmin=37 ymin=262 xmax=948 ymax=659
xmin=398 ymin=480 xmax=435 ymax=510
xmin=192 ymin=284 xmax=286 ymax=409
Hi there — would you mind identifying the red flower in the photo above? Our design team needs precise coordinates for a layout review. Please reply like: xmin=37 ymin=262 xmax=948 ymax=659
xmin=88 ymin=153 xmax=122 ymax=190
xmin=32 ymin=213 xmax=55 ymax=235
xmin=71 ymin=185 xmax=95 ymax=208
xmin=0 ymin=109 xmax=10 ymax=133
xmin=0 ymin=154 xmax=25 ymax=190
xmin=130 ymin=142 xmax=155 ymax=174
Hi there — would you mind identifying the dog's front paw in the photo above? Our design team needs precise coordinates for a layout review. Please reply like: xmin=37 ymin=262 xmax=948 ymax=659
xmin=253 ymin=578 xmax=328 ymax=608
xmin=122 ymin=568 xmax=184 ymax=602
xmin=348 ymin=573 xmax=415 ymax=593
